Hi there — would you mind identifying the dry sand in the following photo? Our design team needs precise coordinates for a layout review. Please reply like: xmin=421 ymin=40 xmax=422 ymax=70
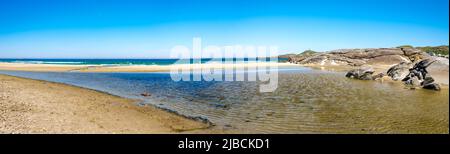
xmin=0 ymin=74 xmax=210 ymax=134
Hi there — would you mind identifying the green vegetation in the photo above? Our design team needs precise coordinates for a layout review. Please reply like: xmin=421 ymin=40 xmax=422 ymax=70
xmin=417 ymin=45 xmax=449 ymax=55
xmin=396 ymin=45 xmax=449 ymax=56
xmin=396 ymin=45 xmax=414 ymax=48
xmin=301 ymin=49 xmax=318 ymax=55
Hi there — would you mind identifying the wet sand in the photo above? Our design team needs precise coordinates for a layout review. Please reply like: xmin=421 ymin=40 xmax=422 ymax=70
xmin=0 ymin=74 xmax=210 ymax=134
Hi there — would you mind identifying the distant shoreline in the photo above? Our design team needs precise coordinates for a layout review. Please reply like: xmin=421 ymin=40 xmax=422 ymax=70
xmin=0 ymin=62 xmax=296 ymax=72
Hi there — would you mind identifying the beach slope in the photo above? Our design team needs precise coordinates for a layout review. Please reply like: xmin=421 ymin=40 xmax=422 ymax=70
xmin=0 ymin=74 xmax=209 ymax=134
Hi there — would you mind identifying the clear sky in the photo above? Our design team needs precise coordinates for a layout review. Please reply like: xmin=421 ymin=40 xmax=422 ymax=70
xmin=0 ymin=0 xmax=448 ymax=58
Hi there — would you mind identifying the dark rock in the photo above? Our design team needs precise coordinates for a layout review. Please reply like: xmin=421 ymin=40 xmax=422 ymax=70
xmin=421 ymin=74 xmax=435 ymax=86
xmin=403 ymin=76 xmax=421 ymax=87
xmin=400 ymin=59 xmax=442 ymax=91
xmin=422 ymin=83 xmax=441 ymax=91
xmin=358 ymin=73 xmax=374 ymax=80
xmin=416 ymin=58 xmax=435 ymax=67
xmin=387 ymin=62 xmax=412 ymax=80
xmin=372 ymin=73 xmax=385 ymax=80
xmin=140 ymin=92 xmax=151 ymax=97
xmin=402 ymin=59 xmax=435 ymax=83
xmin=345 ymin=68 xmax=378 ymax=80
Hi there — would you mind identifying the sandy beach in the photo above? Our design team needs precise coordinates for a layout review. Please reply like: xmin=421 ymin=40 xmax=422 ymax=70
xmin=0 ymin=74 xmax=211 ymax=134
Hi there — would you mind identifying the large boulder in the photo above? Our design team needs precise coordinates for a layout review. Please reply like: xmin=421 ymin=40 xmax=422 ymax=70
xmin=426 ymin=57 xmax=449 ymax=85
xmin=345 ymin=67 xmax=384 ymax=80
xmin=422 ymin=83 xmax=441 ymax=91
xmin=387 ymin=62 xmax=412 ymax=81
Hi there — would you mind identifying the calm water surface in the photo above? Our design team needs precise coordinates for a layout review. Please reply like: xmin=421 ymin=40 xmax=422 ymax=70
xmin=0 ymin=66 xmax=448 ymax=133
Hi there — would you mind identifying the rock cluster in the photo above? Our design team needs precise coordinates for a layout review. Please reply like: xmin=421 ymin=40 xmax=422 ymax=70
xmin=345 ymin=67 xmax=384 ymax=80
xmin=283 ymin=47 xmax=445 ymax=91
xmin=346 ymin=59 xmax=442 ymax=91
xmin=401 ymin=59 xmax=440 ymax=90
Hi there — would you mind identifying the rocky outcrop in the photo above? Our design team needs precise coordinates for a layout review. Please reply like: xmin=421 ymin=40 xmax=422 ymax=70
xmin=284 ymin=48 xmax=428 ymax=66
xmin=283 ymin=47 xmax=446 ymax=91
xmin=346 ymin=58 xmax=443 ymax=91
xmin=298 ymin=53 xmax=367 ymax=66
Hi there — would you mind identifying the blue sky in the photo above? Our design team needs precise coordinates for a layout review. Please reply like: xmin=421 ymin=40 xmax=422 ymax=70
xmin=0 ymin=0 xmax=448 ymax=58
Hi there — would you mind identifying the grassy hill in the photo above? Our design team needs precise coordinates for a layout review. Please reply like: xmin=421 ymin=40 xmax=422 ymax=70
xmin=397 ymin=45 xmax=449 ymax=55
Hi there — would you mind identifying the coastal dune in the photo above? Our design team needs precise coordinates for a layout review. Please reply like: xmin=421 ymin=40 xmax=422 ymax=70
xmin=0 ymin=74 xmax=210 ymax=133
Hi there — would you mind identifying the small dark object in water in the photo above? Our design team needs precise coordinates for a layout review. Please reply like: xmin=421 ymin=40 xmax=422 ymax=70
xmin=140 ymin=92 xmax=151 ymax=97
xmin=223 ymin=124 xmax=234 ymax=129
